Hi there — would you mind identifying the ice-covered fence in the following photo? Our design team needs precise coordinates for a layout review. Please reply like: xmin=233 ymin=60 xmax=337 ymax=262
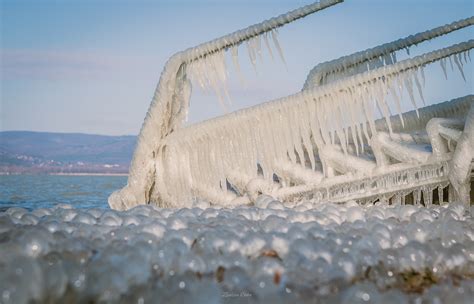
xmin=151 ymin=41 xmax=473 ymax=207
xmin=286 ymin=96 xmax=473 ymax=204
xmin=303 ymin=17 xmax=474 ymax=89
xmin=109 ymin=0 xmax=473 ymax=210
xmin=109 ymin=0 xmax=343 ymax=210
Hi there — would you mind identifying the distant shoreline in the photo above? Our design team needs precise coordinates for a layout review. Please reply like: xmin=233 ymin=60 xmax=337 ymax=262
xmin=52 ymin=173 xmax=128 ymax=176
xmin=0 ymin=172 xmax=128 ymax=177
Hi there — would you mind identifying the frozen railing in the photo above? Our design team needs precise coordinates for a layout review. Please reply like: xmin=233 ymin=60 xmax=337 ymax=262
xmin=303 ymin=16 xmax=474 ymax=89
xmin=151 ymin=41 xmax=473 ymax=207
xmin=281 ymin=96 xmax=473 ymax=205
xmin=109 ymin=0 xmax=343 ymax=210
xmin=109 ymin=0 xmax=473 ymax=210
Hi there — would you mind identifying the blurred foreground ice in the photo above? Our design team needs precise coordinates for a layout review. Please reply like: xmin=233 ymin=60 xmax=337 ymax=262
xmin=1 ymin=197 xmax=473 ymax=303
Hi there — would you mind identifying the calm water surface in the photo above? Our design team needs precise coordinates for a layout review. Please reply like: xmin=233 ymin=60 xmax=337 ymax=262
xmin=0 ymin=175 xmax=127 ymax=210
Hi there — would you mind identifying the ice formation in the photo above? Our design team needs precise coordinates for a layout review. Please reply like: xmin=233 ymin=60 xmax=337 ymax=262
xmin=1 ymin=200 xmax=474 ymax=303
xmin=109 ymin=0 xmax=343 ymax=210
xmin=108 ymin=0 xmax=473 ymax=210
xmin=302 ymin=17 xmax=474 ymax=89
xmin=128 ymin=42 xmax=474 ymax=209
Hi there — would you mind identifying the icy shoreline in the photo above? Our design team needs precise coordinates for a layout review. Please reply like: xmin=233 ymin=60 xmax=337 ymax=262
xmin=1 ymin=198 xmax=473 ymax=303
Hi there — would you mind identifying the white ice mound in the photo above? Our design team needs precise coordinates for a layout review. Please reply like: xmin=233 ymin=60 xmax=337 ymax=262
xmin=1 ymin=200 xmax=474 ymax=303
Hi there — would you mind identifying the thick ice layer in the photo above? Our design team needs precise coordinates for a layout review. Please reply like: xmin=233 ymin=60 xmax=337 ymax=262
xmin=1 ymin=200 xmax=473 ymax=303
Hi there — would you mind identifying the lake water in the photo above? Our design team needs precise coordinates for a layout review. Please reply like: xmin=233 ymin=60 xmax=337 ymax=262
xmin=0 ymin=175 xmax=127 ymax=210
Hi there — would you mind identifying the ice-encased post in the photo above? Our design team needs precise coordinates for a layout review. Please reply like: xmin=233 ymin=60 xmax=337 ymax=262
xmin=108 ymin=0 xmax=343 ymax=210
xmin=449 ymin=103 xmax=474 ymax=207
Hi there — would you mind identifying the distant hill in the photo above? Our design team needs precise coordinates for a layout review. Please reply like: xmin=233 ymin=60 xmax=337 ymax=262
xmin=0 ymin=131 xmax=136 ymax=174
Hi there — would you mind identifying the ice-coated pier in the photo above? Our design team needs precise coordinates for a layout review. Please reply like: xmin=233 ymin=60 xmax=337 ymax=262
xmin=2 ymin=2 xmax=474 ymax=303
xmin=108 ymin=0 xmax=473 ymax=210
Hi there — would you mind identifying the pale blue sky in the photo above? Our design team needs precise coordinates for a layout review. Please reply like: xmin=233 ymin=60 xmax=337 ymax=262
xmin=1 ymin=0 xmax=473 ymax=135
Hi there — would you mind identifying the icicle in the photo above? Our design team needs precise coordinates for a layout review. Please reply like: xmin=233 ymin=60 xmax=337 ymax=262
xmin=271 ymin=29 xmax=287 ymax=69
xmin=448 ymin=184 xmax=455 ymax=203
xmin=388 ymin=80 xmax=405 ymax=128
xmin=355 ymin=122 xmax=365 ymax=154
xmin=300 ymin=97 xmax=316 ymax=170
xmin=214 ymin=129 xmax=226 ymax=191
xmin=308 ymin=92 xmax=325 ymax=152
xmin=353 ymin=86 xmax=371 ymax=145
xmin=440 ymin=59 xmax=448 ymax=79
xmin=413 ymin=69 xmax=426 ymax=105
xmin=222 ymin=84 xmax=232 ymax=106
xmin=384 ymin=53 xmax=393 ymax=65
xmin=254 ymin=113 xmax=270 ymax=180
xmin=373 ymin=79 xmax=393 ymax=136
xmin=265 ymin=110 xmax=280 ymax=173
xmin=403 ymin=74 xmax=419 ymax=116
xmin=414 ymin=189 xmax=421 ymax=205
xmin=457 ymin=53 xmax=464 ymax=67
xmin=341 ymin=98 xmax=351 ymax=148
xmin=188 ymin=61 xmax=205 ymax=90
xmin=453 ymin=54 xmax=466 ymax=81
xmin=211 ymin=51 xmax=226 ymax=86
xmin=351 ymin=88 xmax=367 ymax=153
xmin=422 ymin=187 xmax=432 ymax=207
xmin=289 ymin=103 xmax=306 ymax=166
xmin=280 ymin=103 xmax=297 ymax=164
xmin=199 ymin=58 xmax=213 ymax=91
xmin=448 ymin=56 xmax=454 ymax=71
xmin=361 ymin=86 xmax=377 ymax=138
xmin=420 ymin=65 xmax=426 ymax=86
xmin=246 ymin=40 xmax=258 ymax=73
xmin=316 ymin=97 xmax=330 ymax=146
xmin=321 ymin=96 xmax=335 ymax=145
xmin=254 ymin=35 xmax=263 ymax=63
xmin=263 ymin=32 xmax=275 ymax=61
xmin=406 ymin=47 xmax=410 ymax=55
xmin=210 ymin=78 xmax=227 ymax=111
xmin=191 ymin=60 xmax=203 ymax=90
xmin=245 ymin=120 xmax=258 ymax=178
xmin=344 ymin=89 xmax=360 ymax=155
xmin=438 ymin=185 xmax=444 ymax=205
xmin=218 ymin=51 xmax=232 ymax=105
xmin=391 ymin=52 xmax=397 ymax=64
xmin=230 ymin=45 xmax=246 ymax=86
xmin=332 ymin=93 xmax=348 ymax=154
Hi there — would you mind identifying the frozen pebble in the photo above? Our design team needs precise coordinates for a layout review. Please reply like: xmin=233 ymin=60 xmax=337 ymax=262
xmin=0 ymin=200 xmax=473 ymax=303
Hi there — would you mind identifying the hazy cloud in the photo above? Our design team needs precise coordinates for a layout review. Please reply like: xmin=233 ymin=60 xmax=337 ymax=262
xmin=0 ymin=49 xmax=150 ymax=81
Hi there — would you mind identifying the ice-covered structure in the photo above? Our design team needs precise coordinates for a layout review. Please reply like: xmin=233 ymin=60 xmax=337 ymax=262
xmin=109 ymin=0 xmax=473 ymax=210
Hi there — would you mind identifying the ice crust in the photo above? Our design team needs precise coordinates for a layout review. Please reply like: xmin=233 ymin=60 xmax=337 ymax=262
xmin=1 ymin=200 xmax=473 ymax=303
